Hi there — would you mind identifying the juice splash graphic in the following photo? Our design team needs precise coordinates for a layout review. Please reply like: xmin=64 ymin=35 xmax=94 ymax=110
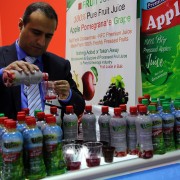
xmin=140 ymin=0 xmax=180 ymax=99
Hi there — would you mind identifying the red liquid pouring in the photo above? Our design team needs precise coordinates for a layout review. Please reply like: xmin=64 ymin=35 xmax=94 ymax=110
xmin=67 ymin=161 xmax=81 ymax=170
xmin=86 ymin=157 xmax=100 ymax=167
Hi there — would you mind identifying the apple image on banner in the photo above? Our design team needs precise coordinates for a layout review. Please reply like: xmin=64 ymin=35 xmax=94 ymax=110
xmin=82 ymin=71 xmax=95 ymax=101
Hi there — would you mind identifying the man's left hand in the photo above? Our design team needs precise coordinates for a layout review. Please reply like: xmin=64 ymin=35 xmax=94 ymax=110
xmin=54 ymin=80 xmax=70 ymax=100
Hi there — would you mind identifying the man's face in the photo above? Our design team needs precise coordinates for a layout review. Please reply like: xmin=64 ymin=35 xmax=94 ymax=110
xmin=18 ymin=10 xmax=57 ymax=57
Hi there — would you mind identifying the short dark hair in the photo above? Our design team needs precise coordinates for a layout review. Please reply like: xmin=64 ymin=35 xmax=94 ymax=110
xmin=22 ymin=2 xmax=58 ymax=28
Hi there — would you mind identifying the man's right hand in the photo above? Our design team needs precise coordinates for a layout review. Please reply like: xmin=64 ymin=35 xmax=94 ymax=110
xmin=5 ymin=60 xmax=39 ymax=75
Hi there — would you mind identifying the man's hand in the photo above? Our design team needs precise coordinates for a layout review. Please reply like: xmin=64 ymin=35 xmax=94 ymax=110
xmin=5 ymin=60 xmax=39 ymax=75
xmin=54 ymin=80 xmax=70 ymax=100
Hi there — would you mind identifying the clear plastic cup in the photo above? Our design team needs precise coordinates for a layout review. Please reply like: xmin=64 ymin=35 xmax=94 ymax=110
xmin=102 ymin=146 xmax=115 ymax=163
xmin=41 ymin=81 xmax=57 ymax=100
xmin=62 ymin=144 xmax=83 ymax=171
xmin=83 ymin=142 xmax=103 ymax=167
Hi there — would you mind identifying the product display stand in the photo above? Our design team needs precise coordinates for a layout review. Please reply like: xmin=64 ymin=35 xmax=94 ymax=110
xmin=43 ymin=150 xmax=180 ymax=180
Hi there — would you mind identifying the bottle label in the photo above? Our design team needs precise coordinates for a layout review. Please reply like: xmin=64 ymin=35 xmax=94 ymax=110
xmin=110 ymin=118 xmax=127 ymax=152
xmin=139 ymin=122 xmax=153 ymax=151
xmin=3 ymin=70 xmax=43 ymax=86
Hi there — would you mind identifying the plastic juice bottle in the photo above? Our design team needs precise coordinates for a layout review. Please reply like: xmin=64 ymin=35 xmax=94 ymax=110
xmin=36 ymin=112 xmax=46 ymax=131
xmin=16 ymin=114 xmax=27 ymax=133
xmin=1 ymin=120 xmax=24 ymax=180
xmin=136 ymin=106 xmax=153 ymax=159
xmin=98 ymin=106 xmax=111 ymax=144
xmin=82 ymin=105 xmax=97 ymax=142
xmin=50 ymin=106 xmax=62 ymax=126
xmin=174 ymin=102 xmax=180 ymax=149
xmin=63 ymin=106 xmax=78 ymax=140
xmin=0 ymin=117 xmax=7 ymax=175
xmin=161 ymin=104 xmax=175 ymax=152
xmin=119 ymin=104 xmax=128 ymax=118
xmin=23 ymin=118 xmax=46 ymax=180
xmin=126 ymin=106 xmax=138 ymax=155
xmin=3 ymin=69 xmax=48 ymax=87
xmin=109 ymin=107 xmax=127 ymax=157
xmin=148 ymin=105 xmax=165 ymax=154
xmin=43 ymin=116 xmax=66 ymax=176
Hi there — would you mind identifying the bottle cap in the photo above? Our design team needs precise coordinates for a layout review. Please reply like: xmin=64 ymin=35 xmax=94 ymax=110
xmin=162 ymin=104 xmax=170 ymax=111
xmin=46 ymin=116 xmax=56 ymax=124
xmin=137 ymin=104 xmax=145 ymax=112
xmin=45 ymin=114 xmax=53 ymax=121
xmin=66 ymin=105 xmax=74 ymax=113
xmin=159 ymin=96 xmax=165 ymax=99
xmin=139 ymin=106 xmax=147 ymax=113
xmin=114 ymin=107 xmax=121 ymax=115
xmin=138 ymin=96 xmax=144 ymax=103
xmin=119 ymin=104 xmax=127 ymax=111
xmin=142 ymin=99 xmax=149 ymax=105
xmin=148 ymin=105 xmax=156 ymax=111
xmin=175 ymin=98 xmax=180 ymax=101
xmin=50 ymin=106 xmax=57 ymax=113
xmin=85 ymin=105 xmax=92 ymax=112
xmin=151 ymin=99 xmax=158 ymax=103
xmin=0 ymin=117 xmax=8 ymax=125
xmin=165 ymin=97 xmax=171 ymax=102
xmin=174 ymin=101 xmax=180 ymax=108
xmin=18 ymin=111 xmax=26 ymax=115
xmin=5 ymin=120 xmax=16 ymax=129
xmin=101 ymin=106 xmax=109 ymax=113
xmin=0 ymin=113 xmax=5 ymax=117
xmin=34 ymin=109 xmax=42 ymax=117
xmin=129 ymin=106 xmax=137 ymax=113
xmin=37 ymin=112 xmax=45 ymax=119
xmin=143 ymin=94 xmax=150 ymax=99
xmin=17 ymin=114 xmax=26 ymax=122
xmin=26 ymin=117 xmax=36 ymax=126
xmin=21 ymin=108 xmax=29 ymax=115
xmin=151 ymin=97 xmax=157 ymax=101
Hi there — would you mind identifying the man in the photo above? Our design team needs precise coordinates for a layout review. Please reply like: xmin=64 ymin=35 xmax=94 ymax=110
xmin=0 ymin=2 xmax=85 ymax=119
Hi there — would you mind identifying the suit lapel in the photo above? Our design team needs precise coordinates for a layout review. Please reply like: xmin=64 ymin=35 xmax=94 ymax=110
xmin=3 ymin=43 xmax=21 ymax=111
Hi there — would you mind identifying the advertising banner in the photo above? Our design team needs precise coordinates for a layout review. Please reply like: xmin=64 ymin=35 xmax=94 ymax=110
xmin=66 ymin=0 xmax=137 ymax=107
xmin=140 ymin=0 xmax=180 ymax=99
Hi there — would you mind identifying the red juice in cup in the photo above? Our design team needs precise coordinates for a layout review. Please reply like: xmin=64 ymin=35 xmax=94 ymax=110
xmin=67 ymin=161 xmax=81 ymax=170
xmin=86 ymin=157 xmax=101 ymax=167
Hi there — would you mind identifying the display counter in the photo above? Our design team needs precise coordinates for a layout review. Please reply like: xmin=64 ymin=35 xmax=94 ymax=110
xmin=43 ymin=150 xmax=180 ymax=180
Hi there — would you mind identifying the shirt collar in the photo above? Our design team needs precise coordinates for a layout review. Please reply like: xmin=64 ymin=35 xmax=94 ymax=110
xmin=15 ymin=39 xmax=42 ymax=63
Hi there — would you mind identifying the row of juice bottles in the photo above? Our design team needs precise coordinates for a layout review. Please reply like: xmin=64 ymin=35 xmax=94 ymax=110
xmin=78 ymin=94 xmax=180 ymax=158
xmin=0 ymin=106 xmax=66 ymax=180
xmin=0 ymin=94 xmax=180 ymax=179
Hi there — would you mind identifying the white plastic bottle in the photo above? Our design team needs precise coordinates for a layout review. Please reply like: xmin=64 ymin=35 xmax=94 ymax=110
xmin=82 ymin=105 xmax=97 ymax=142
xmin=136 ymin=106 xmax=153 ymax=159
xmin=126 ymin=106 xmax=138 ymax=155
xmin=98 ymin=106 xmax=111 ymax=144
xmin=63 ymin=106 xmax=78 ymax=140
xmin=109 ymin=107 xmax=127 ymax=157
xmin=3 ymin=70 xmax=48 ymax=86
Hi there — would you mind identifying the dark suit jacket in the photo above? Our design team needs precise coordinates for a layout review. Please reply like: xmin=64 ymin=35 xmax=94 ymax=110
xmin=0 ymin=43 xmax=85 ymax=119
